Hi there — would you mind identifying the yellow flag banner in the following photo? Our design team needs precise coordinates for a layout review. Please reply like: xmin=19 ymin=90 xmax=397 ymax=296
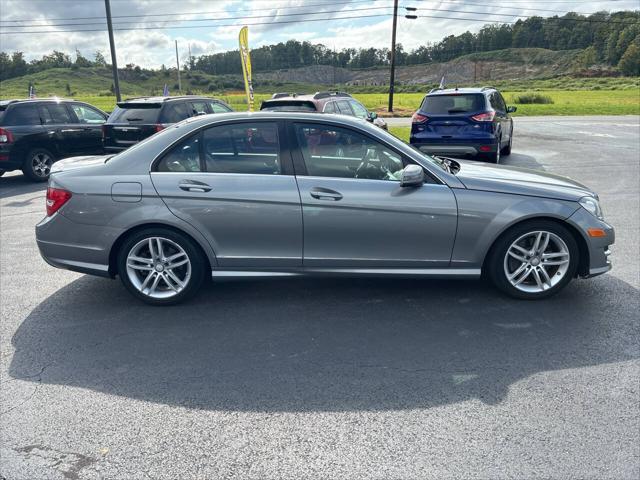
xmin=238 ymin=26 xmax=254 ymax=112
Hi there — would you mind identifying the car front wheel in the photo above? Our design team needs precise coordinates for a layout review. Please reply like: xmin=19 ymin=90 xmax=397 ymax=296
xmin=487 ymin=221 xmax=579 ymax=300
xmin=117 ymin=228 xmax=206 ymax=305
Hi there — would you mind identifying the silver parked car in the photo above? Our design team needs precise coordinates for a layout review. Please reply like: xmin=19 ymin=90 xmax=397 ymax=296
xmin=36 ymin=112 xmax=614 ymax=305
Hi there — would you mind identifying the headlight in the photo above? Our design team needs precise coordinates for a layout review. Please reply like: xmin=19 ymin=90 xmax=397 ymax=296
xmin=579 ymin=196 xmax=604 ymax=220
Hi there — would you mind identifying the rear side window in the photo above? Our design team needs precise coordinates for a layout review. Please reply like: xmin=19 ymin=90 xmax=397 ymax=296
xmin=160 ymin=102 xmax=191 ymax=123
xmin=40 ymin=104 xmax=73 ymax=124
xmin=323 ymin=102 xmax=336 ymax=113
xmin=156 ymin=134 xmax=201 ymax=172
xmin=202 ymin=122 xmax=281 ymax=175
xmin=4 ymin=104 xmax=41 ymax=125
xmin=260 ymin=100 xmax=317 ymax=112
xmin=108 ymin=105 xmax=161 ymax=124
xmin=189 ymin=101 xmax=209 ymax=116
xmin=421 ymin=94 xmax=486 ymax=114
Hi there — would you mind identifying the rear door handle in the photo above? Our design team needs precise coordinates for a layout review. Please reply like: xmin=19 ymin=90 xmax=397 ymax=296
xmin=310 ymin=187 xmax=343 ymax=201
xmin=179 ymin=180 xmax=212 ymax=193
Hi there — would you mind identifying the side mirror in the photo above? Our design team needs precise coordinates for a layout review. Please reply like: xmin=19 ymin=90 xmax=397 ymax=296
xmin=400 ymin=164 xmax=425 ymax=187
xmin=368 ymin=111 xmax=378 ymax=121
xmin=507 ymin=106 xmax=517 ymax=113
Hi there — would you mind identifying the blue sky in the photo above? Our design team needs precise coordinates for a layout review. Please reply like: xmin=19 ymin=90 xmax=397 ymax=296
xmin=0 ymin=0 xmax=638 ymax=68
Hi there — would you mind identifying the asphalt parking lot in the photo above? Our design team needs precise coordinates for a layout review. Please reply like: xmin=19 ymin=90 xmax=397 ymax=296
xmin=1 ymin=116 xmax=638 ymax=479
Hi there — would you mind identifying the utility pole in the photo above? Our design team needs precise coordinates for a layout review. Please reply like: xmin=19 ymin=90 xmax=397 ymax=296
xmin=175 ymin=40 xmax=182 ymax=93
xmin=104 ymin=0 xmax=121 ymax=102
xmin=387 ymin=0 xmax=399 ymax=113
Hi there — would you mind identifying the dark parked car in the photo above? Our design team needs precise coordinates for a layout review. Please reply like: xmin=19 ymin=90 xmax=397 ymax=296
xmin=260 ymin=91 xmax=387 ymax=130
xmin=410 ymin=86 xmax=516 ymax=163
xmin=0 ymin=98 xmax=107 ymax=181
xmin=103 ymin=96 xmax=233 ymax=153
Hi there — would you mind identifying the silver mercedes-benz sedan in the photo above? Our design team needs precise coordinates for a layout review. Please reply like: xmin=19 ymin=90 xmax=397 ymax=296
xmin=36 ymin=112 xmax=614 ymax=305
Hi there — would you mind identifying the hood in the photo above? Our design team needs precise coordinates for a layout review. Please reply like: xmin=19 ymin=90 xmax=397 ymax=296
xmin=51 ymin=155 xmax=111 ymax=174
xmin=454 ymin=160 xmax=595 ymax=201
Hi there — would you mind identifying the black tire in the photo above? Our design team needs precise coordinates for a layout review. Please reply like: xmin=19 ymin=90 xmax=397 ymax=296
xmin=22 ymin=148 xmax=55 ymax=182
xmin=486 ymin=220 xmax=579 ymax=300
xmin=117 ymin=228 xmax=206 ymax=306
xmin=501 ymin=132 xmax=512 ymax=156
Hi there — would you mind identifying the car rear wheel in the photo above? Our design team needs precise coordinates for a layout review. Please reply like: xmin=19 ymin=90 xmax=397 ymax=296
xmin=501 ymin=132 xmax=512 ymax=156
xmin=117 ymin=228 xmax=206 ymax=305
xmin=487 ymin=220 xmax=579 ymax=300
xmin=22 ymin=148 xmax=55 ymax=182
xmin=484 ymin=138 xmax=501 ymax=164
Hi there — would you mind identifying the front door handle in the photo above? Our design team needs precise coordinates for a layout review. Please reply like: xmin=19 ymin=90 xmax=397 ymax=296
xmin=179 ymin=180 xmax=212 ymax=193
xmin=310 ymin=187 xmax=343 ymax=201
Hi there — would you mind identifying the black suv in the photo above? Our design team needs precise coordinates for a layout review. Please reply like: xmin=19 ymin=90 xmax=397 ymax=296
xmin=260 ymin=91 xmax=387 ymax=130
xmin=0 ymin=98 xmax=107 ymax=181
xmin=103 ymin=96 xmax=233 ymax=153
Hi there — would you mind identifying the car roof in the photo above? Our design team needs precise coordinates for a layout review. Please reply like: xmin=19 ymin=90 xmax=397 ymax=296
xmin=0 ymin=97 xmax=75 ymax=106
xmin=427 ymin=87 xmax=496 ymax=96
xmin=263 ymin=91 xmax=353 ymax=104
xmin=121 ymin=95 xmax=217 ymax=103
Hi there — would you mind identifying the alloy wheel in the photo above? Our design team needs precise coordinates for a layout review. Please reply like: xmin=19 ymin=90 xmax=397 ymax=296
xmin=31 ymin=152 xmax=52 ymax=178
xmin=503 ymin=230 xmax=570 ymax=294
xmin=126 ymin=237 xmax=192 ymax=299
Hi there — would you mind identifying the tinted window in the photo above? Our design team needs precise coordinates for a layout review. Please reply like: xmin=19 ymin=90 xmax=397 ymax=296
xmin=156 ymin=134 xmax=201 ymax=172
xmin=202 ymin=122 xmax=281 ymax=175
xmin=209 ymin=102 xmax=231 ymax=114
xmin=336 ymin=100 xmax=353 ymax=115
xmin=323 ymin=102 xmax=336 ymax=113
xmin=260 ymin=100 xmax=317 ymax=112
xmin=4 ymin=104 xmax=41 ymax=125
xmin=421 ymin=94 xmax=485 ymax=114
xmin=40 ymin=104 xmax=72 ymax=124
xmin=109 ymin=105 xmax=161 ymax=124
xmin=70 ymin=104 xmax=105 ymax=124
xmin=159 ymin=102 xmax=191 ymax=123
xmin=493 ymin=93 xmax=507 ymax=112
xmin=349 ymin=100 xmax=369 ymax=119
xmin=294 ymin=123 xmax=404 ymax=181
xmin=189 ymin=101 xmax=209 ymax=116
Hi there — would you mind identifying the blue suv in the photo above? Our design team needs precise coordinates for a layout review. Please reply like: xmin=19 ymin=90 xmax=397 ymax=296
xmin=409 ymin=87 xmax=516 ymax=163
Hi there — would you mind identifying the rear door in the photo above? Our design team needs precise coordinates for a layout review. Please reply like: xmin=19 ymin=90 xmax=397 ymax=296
xmin=103 ymin=103 xmax=162 ymax=150
xmin=38 ymin=103 xmax=76 ymax=158
xmin=491 ymin=92 xmax=511 ymax=144
xmin=150 ymin=120 xmax=302 ymax=268
xmin=291 ymin=121 xmax=458 ymax=268
xmin=417 ymin=93 xmax=486 ymax=140
xmin=67 ymin=102 xmax=107 ymax=154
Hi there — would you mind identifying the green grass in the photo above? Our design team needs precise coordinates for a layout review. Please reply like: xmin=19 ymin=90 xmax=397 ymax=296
xmin=389 ymin=126 xmax=410 ymax=143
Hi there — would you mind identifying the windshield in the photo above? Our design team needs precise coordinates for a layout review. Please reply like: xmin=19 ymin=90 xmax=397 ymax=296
xmin=421 ymin=94 xmax=485 ymax=114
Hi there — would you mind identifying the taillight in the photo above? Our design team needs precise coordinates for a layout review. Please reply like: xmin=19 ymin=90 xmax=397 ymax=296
xmin=46 ymin=187 xmax=72 ymax=216
xmin=412 ymin=112 xmax=428 ymax=123
xmin=471 ymin=111 xmax=496 ymax=122
xmin=154 ymin=124 xmax=165 ymax=132
xmin=0 ymin=127 xmax=14 ymax=144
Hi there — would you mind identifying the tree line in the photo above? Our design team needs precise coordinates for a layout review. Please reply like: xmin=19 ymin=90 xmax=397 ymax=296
xmin=1 ymin=10 xmax=638 ymax=83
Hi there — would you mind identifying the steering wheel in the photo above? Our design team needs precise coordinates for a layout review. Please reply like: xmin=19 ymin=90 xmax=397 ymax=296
xmin=355 ymin=146 xmax=385 ymax=179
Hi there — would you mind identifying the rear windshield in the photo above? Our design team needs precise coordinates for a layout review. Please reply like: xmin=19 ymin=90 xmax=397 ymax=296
xmin=260 ymin=100 xmax=317 ymax=112
xmin=421 ymin=94 xmax=486 ymax=114
xmin=108 ymin=105 xmax=161 ymax=124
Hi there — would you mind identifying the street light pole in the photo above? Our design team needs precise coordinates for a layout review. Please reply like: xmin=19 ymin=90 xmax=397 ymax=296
xmin=387 ymin=0 xmax=399 ymax=113
xmin=104 ymin=0 xmax=121 ymax=102
xmin=175 ymin=40 xmax=182 ymax=93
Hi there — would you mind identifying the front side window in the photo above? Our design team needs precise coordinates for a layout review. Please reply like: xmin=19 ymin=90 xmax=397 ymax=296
xmin=209 ymin=102 xmax=231 ymax=114
xmin=336 ymin=100 xmax=353 ymax=115
xmin=202 ymin=122 xmax=281 ymax=175
xmin=71 ymin=104 xmax=105 ymax=124
xmin=156 ymin=134 xmax=201 ymax=172
xmin=294 ymin=123 xmax=404 ymax=181
xmin=349 ymin=100 xmax=369 ymax=119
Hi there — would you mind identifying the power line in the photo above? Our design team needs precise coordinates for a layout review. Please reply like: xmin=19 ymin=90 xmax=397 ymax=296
xmin=0 ymin=0 xmax=375 ymax=23
xmin=0 ymin=12 xmax=395 ymax=35
xmin=432 ymin=0 xmax=632 ymax=16
xmin=0 ymin=5 xmax=394 ymax=29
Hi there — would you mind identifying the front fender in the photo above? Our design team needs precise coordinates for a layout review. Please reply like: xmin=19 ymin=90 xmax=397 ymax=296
xmin=450 ymin=189 xmax=579 ymax=268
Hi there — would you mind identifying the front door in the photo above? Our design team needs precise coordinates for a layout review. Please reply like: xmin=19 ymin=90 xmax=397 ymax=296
xmin=291 ymin=122 xmax=458 ymax=268
xmin=150 ymin=121 xmax=302 ymax=268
